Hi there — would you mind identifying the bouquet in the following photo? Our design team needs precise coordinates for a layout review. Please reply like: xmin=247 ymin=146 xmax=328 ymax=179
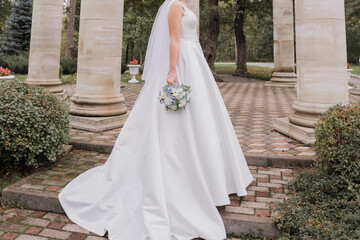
xmin=159 ymin=82 xmax=191 ymax=111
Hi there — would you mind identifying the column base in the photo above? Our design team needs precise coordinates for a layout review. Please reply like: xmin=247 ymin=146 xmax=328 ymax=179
xmin=70 ymin=111 xmax=130 ymax=132
xmin=350 ymin=88 xmax=360 ymax=96
xmin=55 ymin=89 xmax=68 ymax=101
xmin=265 ymin=72 xmax=297 ymax=88
xmin=273 ymin=117 xmax=315 ymax=145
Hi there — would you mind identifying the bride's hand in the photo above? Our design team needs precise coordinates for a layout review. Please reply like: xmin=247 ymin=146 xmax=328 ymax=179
xmin=166 ymin=71 xmax=178 ymax=86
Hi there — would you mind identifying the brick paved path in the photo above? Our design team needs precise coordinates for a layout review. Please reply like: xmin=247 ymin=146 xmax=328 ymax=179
xmin=1 ymin=150 xmax=297 ymax=239
xmin=67 ymin=77 xmax=360 ymax=158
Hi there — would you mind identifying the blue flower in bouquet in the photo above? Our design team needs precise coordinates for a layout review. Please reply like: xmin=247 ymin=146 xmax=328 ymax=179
xmin=159 ymin=82 xmax=191 ymax=111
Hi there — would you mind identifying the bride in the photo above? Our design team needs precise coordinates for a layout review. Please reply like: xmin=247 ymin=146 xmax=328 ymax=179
xmin=58 ymin=0 xmax=253 ymax=239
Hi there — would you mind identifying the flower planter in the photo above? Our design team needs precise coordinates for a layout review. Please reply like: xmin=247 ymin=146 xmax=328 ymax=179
xmin=348 ymin=69 xmax=353 ymax=80
xmin=0 ymin=75 xmax=15 ymax=82
xmin=348 ymin=69 xmax=354 ymax=89
xmin=127 ymin=64 xmax=141 ymax=83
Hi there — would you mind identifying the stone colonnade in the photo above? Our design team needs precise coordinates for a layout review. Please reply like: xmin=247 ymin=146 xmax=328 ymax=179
xmin=26 ymin=0 xmax=199 ymax=132
xmin=26 ymin=0 xmax=67 ymax=100
xmin=26 ymin=0 xmax=350 ymax=143
xmin=265 ymin=0 xmax=297 ymax=88
xmin=274 ymin=0 xmax=349 ymax=144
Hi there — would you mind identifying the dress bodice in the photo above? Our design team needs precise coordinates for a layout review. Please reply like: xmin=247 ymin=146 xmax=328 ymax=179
xmin=177 ymin=1 xmax=198 ymax=42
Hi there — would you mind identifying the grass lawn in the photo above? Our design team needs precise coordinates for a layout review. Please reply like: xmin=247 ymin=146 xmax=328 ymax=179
xmin=13 ymin=72 xmax=144 ymax=85
xmin=215 ymin=64 xmax=273 ymax=81
xmin=351 ymin=64 xmax=360 ymax=75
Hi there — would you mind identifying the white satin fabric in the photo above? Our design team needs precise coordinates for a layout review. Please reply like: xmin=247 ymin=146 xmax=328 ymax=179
xmin=58 ymin=1 xmax=253 ymax=239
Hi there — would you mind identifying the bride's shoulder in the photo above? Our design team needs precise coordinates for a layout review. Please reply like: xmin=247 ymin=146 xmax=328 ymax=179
xmin=169 ymin=0 xmax=185 ymax=12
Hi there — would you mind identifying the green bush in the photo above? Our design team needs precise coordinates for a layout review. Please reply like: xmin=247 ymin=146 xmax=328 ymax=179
xmin=273 ymin=169 xmax=360 ymax=239
xmin=0 ymin=52 xmax=29 ymax=74
xmin=314 ymin=103 xmax=360 ymax=190
xmin=273 ymin=103 xmax=360 ymax=239
xmin=60 ymin=57 xmax=77 ymax=75
xmin=0 ymin=80 xmax=70 ymax=174
xmin=121 ymin=62 xmax=129 ymax=74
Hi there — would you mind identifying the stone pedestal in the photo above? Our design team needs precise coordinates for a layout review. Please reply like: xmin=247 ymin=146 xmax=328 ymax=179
xmin=350 ymin=88 xmax=360 ymax=96
xmin=265 ymin=0 xmax=297 ymax=88
xmin=69 ymin=0 xmax=127 ymax=132
xmin=26 ymin=0 xmax=67 ymax=100
xmin=274 ymin=0 xmax=349 ymax=144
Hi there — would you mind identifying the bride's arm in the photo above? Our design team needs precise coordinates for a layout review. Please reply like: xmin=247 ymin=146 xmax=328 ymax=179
xmin=166 ymin=2 xmax=184 ymax=85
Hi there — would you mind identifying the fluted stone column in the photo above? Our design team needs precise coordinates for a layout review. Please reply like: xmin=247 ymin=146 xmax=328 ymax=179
xmin=69 ymin=0 xmax=128 ymax=132
xmin=274 ymin=0 xmax=349 ymax=144
xmin=26 ymin=0 xmax=67 ymax=100
xmin=265 ymin=0 xmax=297 ymax=88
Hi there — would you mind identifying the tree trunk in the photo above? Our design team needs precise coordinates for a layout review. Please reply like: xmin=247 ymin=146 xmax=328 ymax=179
xmin=205 ymin=0 xmax=220 ymax=81
xmin=234 ymin=1 xmax=247 ymax=77
xmin=65 ymin=0 xmax=76 ymax=58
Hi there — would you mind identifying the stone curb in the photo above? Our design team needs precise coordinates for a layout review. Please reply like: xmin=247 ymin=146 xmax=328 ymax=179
xmin=2 ymin=184 xmax=281 ymax=237
xmin=70 ymin=140 xmax=315 ymax=169
xmin=351 ymin=74 xmax=360 ymax=79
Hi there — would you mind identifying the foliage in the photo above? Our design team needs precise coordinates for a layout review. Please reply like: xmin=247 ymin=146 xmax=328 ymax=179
xmin=314 ymin=103 xmax=360 ymax=190
xmin=274 ymin=104 xmax=360 ymax=239
xmin=0 ymin=0 xmax=32 ymax=56
xmin=273 ymin=169 xmax=360 ymax=239
xmin=60 ymin=57 xmax=77 ymax=75
xmin=0 ymin=52 xmax=29 ymax=74
xmin=0 ymin=80 xmax=70 ymax=174
xmin=345 ymin=0 xmax=360 ymax=63
xmin=0 ymin=0 xmax=12 ymax=35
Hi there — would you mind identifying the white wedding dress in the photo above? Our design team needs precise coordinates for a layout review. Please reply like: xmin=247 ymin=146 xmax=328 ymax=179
xmin=58 ymin=1 xmax=253 ymax=239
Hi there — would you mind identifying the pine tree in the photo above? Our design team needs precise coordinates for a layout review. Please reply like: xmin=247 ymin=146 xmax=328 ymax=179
xmin=0 ymin=0 xmax=32 ymax=56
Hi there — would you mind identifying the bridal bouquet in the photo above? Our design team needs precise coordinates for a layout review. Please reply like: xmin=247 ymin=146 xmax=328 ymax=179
xmin=158 ymin=82 xmax=191 ymax=111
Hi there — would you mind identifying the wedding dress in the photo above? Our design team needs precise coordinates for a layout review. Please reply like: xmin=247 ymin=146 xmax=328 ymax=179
xmin=58 ymin=0 xmax=253 ymax=239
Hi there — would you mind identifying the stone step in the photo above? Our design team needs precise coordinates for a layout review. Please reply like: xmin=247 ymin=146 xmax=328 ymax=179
xmin=1 ymin=150 xmax=294 ymax=237
xmin=70 ymin=140 xmax=315 ymax=169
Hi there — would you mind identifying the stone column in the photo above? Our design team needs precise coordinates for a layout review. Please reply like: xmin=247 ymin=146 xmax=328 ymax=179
xmin=69 ymin=0 xmax=128 ymax=132
xmin=26 ymin=0 xmax=67 ymax=100
xmin=274 ymin=0 xmax=349 ymax=144
xmin=265 ymin=0 xmax=297 ymax=88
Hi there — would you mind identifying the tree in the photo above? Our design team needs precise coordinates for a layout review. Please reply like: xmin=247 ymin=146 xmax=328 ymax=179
xmin=0 ymin=0 xmax=32 ymax=56
xmin=345 ymin=0 xmax=360 ymax=63
xmin=65 ymin=0 xmax=77 ymax=58
xmin=231 ymin=0 xmax=272 ymax=77
xmin=0 ymin=0 xmax=12 ymax=35
xmin=204 ymin=0 xmax=220 ymax=81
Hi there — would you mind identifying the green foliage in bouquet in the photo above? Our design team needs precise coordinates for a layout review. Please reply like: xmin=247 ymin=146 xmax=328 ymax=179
xmin=0 ymin=80 xmax=70 ymax=174
xmin=273 ymin=103 xmax=360 ymax=239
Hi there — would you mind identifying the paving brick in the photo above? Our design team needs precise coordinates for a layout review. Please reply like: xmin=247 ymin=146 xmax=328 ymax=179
xmin=25 ymin=226 xmax=43 ymax=235
xmin=16 ymin=235 xmax=48 ymax=240
xmin=69 ymin=232 xmax=88 ymax=240
xmin=62 ymin=223 xmax=90 ymax=234
xmin=256 ymin=197 xmax=284 ymax=203
xmin=21 ymin=217 xmax=50 ymax=227
xmin=1 ymin=232 xmax=19 ymax=240
xmin=225 ymin=206 xmax=255 ymax=215
xmin=39 ymin=229 xmax=71 ymax=239
xmin=255 ymin=209 xmax=270 ymax=217
xmin=48 ymin=221 xmax=67 ymax=230
xmin=240 ymin=201 xmax=267 ymax=209
xmin=257 ymin=182 xmax=283 ymax=188
xmin=0 ymin=222 xmax=27 ymax=232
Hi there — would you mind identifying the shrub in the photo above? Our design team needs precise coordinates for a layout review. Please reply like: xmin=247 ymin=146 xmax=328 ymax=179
xmin=314 ymin=103 xmax=360 ymax=190
xmin=273 ymin=103 xmax=360 ymax=239
xmin=0 ymin=80 xmax=70 ymax=174
xmin=0 ymin=52 xmax=29 ymax=74
xmin=121 ymin=62 xmax=129 ymax=73
xmin=273 ymin=169 xmax=360 ymax=239
xmin=60 ymin=57 xmax=77 ymax=75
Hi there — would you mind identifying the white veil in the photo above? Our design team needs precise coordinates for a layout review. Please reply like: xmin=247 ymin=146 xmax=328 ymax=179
xmin=141 ymin=0 xmax=177 ymax=82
